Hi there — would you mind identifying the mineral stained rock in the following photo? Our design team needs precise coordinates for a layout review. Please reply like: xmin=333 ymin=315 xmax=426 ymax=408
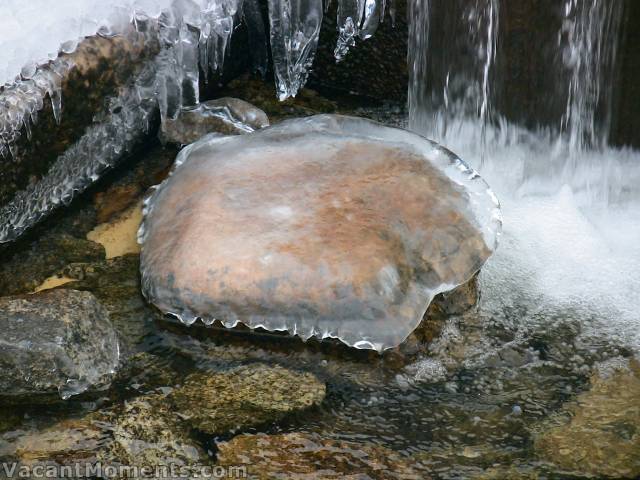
xmin=0 ymin=289 xmax=120 ymax=403
xmin=139 ymin=114 xmax=501 ymax=351
xmin=216 ymin=432 xmax=422 ymax=479
xmin=169 ymin=364 xmax=326 ymax=434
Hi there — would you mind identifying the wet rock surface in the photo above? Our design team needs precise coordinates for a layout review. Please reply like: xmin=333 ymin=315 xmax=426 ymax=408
xmin=0 ymin=29 xmax=161 ymax=208
xmin=162 ymin=97 xmax=269 ymax=145
xmin=170 ymin=364 xmax=325 ymax=435
xmin=140 ymin=114 xmax=499 ymax=350
xmin=0 ymin=289 xmax=119 ymax=403
xmin=0 ymin=233 xmax=104 ymax=296
xmin=53 ymin=255 xmax=160 ymax=349
xmin=5 ymin=363 xmax=326 ymax=472
xmin=533 ymin=357 xmax=640 ymax=478
xmin=216 ymin=432 xmax=422 ymax=479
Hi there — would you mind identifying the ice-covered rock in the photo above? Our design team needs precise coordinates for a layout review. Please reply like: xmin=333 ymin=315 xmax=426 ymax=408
xmin=161 ymin=97 xmax=269 ymax=144
xmin=139 ymin=114 xmax=501 ymax=351
xmin=0 ymin=289 xmax=120 ymax=402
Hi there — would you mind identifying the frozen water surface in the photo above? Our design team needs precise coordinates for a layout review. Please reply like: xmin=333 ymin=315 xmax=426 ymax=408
xmin=139 ymin=115 xmax=501 ymax=351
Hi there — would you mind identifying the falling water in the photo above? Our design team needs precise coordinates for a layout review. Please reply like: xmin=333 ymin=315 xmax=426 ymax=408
xmin=408 ymin=0 xmax=640 ymax=353
xmin=560 ymin=0 xmax=624 ymax=153
xmin=408 ymin=0 xmax=499 ymax=155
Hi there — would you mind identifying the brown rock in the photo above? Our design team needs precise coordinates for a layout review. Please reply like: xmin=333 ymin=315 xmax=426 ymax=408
xmin=140 ymin=115 xmax=499 ymax=350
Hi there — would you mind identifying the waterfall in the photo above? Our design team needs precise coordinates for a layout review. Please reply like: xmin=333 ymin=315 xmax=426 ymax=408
xmin=408 ymin=0 xmax=625 ymax=155
xmin=560 ymin=0 xmax=624 ymax=153
xmin=408 ymin=0 xmax=499 ymax=154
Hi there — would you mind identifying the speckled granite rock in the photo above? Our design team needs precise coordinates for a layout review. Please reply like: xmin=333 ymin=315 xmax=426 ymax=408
xmin=95 ymin=394 xmax=205 ymax=469
xmin=216 ymin=432 xmax=422 ymax=479
xmin=0 ymin=289 xmax=120 ymax=403
xmin=533 ymin=357 xmax=640 ymax=478
xmin=8 ymin=364 xmax=326 ymax=471
xmin=7 ymin=395 xmax=205 ymax=471
xmin=162 ymin=98 xmax=269 ymax=145
xmin=170 ymin=364 xmax=325 ymax=434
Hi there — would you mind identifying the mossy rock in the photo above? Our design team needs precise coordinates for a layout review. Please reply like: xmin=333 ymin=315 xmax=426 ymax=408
xmin=169 ymin=364 xmax=326 ymax=435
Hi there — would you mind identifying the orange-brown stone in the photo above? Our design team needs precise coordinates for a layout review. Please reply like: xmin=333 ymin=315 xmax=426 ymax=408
xmin=139 ymin=115 xmax=500 ymax=350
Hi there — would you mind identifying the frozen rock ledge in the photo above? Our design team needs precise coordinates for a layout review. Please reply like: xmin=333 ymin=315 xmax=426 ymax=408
xmin=139 ymin=115 xmax=502 ymax=351
xmin=0 ymin=289 xmax=120 ymax=403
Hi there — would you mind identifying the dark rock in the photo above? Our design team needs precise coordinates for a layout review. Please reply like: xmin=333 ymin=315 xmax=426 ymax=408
xmin=0 ymin=28 xmax=161 ymax=209
xmin=0 ymin=233 xmax=104 ymax=296
xmin=218 ymin=75 xmax=337 ymax=122
xmin=310 ymin=0 xmax=408 ymax=102
xmin=0 ymin=289 xmax=119 ymax=403
xmin=56 ymin=255 xmax=159 ymax=348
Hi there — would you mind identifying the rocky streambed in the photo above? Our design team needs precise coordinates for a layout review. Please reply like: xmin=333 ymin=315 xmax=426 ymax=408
xmin=0 ymin=77 xmax=638 ymax=479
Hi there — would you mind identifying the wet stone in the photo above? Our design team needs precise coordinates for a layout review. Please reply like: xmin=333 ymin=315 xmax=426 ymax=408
xmin=161 ymin=97 xmax=269 ymax=145
xmin=6 ymin=395 xmax=205 ymax=473
xmin=169 ymin=364 xmax=326 ymax=435
xmin=0 ymin=233 xmax=105 ymax=296
xmin=140 ymin=114 xmax=500 ymax=351
xmin=218 ymin=75 xmax=338 ymax=122
xmin=0 ymin=289 xmax=120 ymax=403
xmin=216 ymin=432 xmax=422 ymax=479
xmin=533 ymin=357 xmax=640 ymax=478
xmin=93 ymin=394 xmax=205 ymax=469
xmin=56 ymin=255 xmax=160 ymax=348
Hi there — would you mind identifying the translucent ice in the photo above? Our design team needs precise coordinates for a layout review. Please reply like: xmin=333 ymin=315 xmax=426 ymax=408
xmin=139 ymin=115 xmax=501 ymax=351
xmin=267 ymin=0 xmax=324 ymax=100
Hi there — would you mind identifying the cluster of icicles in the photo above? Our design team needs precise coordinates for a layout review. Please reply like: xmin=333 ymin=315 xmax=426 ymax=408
xmin=0 ymin=0 xmax=392 ymax=242
xmin=0 ymin=0 xmax=392 ymax=160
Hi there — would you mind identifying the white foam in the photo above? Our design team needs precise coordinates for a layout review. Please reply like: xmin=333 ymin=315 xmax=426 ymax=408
xmin=430 ymin=120 xmax=640 ymax=352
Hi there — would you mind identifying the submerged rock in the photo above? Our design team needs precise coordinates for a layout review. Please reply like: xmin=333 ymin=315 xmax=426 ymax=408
xmin=8 ymin=395 xmax=204 ymax=471
xmin=0 ymin=289 xmax=119 ymax=403
xmin=95 ymin=394 xmax=205 ymax=469
xmin=533 ymin=357 xmax=640 ymax=478
xmin=216 ymin=432 xmax=421 ymax=479
xmin=161 ymin=98 xmax=269 ymax=145
xmin=169 ymin=364 xmax=325 ymax=434
xmin=140 ymin=114 xmax=501 ymax=350
xmin=8 ymin=364 xmax=325 ymax=471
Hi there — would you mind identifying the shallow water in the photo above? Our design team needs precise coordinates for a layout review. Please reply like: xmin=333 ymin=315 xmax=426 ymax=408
xmin=0 ymin=100 xmax=639 ymax=479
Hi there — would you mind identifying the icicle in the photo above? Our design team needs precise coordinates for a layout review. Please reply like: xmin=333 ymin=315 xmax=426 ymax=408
xmin=268 ymin=0 xmax=324 ymax=100
xmin=334 ymin=0 xmax=364 ymax=61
